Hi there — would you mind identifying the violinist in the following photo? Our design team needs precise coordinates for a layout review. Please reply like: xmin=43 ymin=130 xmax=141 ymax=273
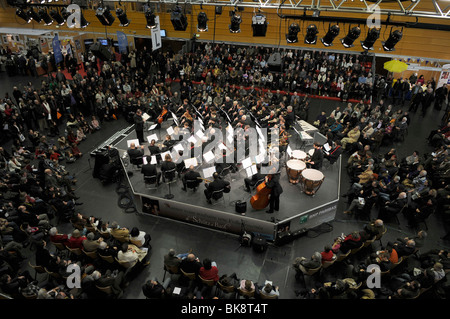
xmin=180 ymin=108 xmax=193 ymax=127
xmin=162 ymin=135 xmax=175 ymax=152
xmin=265 ymin=171 xmax=283 ymax=214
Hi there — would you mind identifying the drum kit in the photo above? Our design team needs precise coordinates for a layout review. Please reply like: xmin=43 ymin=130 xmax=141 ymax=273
xmin=286 ymin=148 xmax=325 ymax=196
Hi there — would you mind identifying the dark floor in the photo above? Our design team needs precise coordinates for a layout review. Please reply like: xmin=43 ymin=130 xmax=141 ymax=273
xmin=1 ymin=70 xmax=449 ymax=300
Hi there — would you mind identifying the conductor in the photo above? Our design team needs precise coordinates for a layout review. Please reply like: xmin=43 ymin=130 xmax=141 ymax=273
xmin=204 ymin=172 xmax=230 ymax=204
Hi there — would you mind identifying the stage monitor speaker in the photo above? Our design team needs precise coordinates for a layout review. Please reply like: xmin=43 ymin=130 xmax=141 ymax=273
xmin=268 ymin=52 xmax=282 ymax=72
xmin=235 ymin=200 xmax=247 ymax=214
xmin=90 ymin=42 xmax=112 ymax=61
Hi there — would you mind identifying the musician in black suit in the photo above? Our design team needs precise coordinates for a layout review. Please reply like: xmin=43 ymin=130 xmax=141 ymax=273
xmin=141 ymin=156 xmax=161 ymax=186
xmin=265 ymin=172 xmax=283 ymax=214
xmin=127 ymin=143 xmax=144 ymax=167
xmin=204 ymin=172 xmax=230 ymax=204
xmin=306 ymin=143 xmax=324 ymax=170
xmin=182 ymin=165 xmax=201 ymax=191
xmin=161 ymin=153 xmax=176 ymax=182
xmin=162 ymin=135 xmax=175 ymax=152
xmin=134 ymin=109 xmax=146 ymax=144
xmin=283 ymin=105 xmax=295 ymax=131
xmin=148 ymin=139 xmax=161 ymax=155
xmin=244 ymin=165 xmax=265 ymax=192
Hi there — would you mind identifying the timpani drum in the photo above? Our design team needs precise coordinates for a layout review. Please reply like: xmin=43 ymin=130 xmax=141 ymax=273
xmin=286 ymin=160 xmax=306 ymax=184
xmin=291 ymin=150 xmax=307 ymax=161
xmin=300 ymin=169 xmax=325 ymax=195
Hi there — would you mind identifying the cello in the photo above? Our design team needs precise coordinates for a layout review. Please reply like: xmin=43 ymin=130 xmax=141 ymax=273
xmin=157 ymin=106 xmax=168 ymax=124
xmin=250 ymin=176 xmax=272 ymax=210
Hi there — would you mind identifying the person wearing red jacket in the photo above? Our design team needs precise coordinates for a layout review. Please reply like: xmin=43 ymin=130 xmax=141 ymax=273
xmin=66 ymin=229 xmax=86 ymax=249
xmin=198 ymin=258 xmax=219 ymax=282
xmin=339 ymin=231 xmax=362 ymax=253
xmin=321 ymin=245 xmax=335 ymax=262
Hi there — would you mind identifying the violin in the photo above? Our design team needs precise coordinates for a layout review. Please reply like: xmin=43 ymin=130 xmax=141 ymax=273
xmin=250 ymin=176 xmax=272 ymax=210
xmin=157 ymin=108 xmax=168 ymax=124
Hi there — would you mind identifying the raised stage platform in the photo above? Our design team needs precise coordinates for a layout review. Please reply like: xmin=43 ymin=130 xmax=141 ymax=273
xmin=112 ymin=122 xmax=341 ymax=244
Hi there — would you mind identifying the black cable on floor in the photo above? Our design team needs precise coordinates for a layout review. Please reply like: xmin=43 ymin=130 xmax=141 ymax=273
xmin=306 ymin=222 xmax=334 ymax=238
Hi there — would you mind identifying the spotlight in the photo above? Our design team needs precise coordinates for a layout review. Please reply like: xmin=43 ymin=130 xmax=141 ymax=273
xmin=170 ymin=6 xmax=188 ymax=31
xmin=321 ymin=24 xmax=340 ymax=47
xmin=197 ymin=12 xmax=208 ymax=32
xmin=361 ymin=28 xmax=380 ymax=51
xmin=145 ymin=8 xmax=156 ymax=29
xmin=304 ymin=24 xmax=319 ymax=44
xmin=27 ymin=7 xmax=42 ymax=23
xmin=252 ymin=13 xmax=267 ymax=37
xmin=341 ymin=26 xmax=361 ymax=48
xmin=229 ymin=11 xmax=241 ymax=33
xmin=50 ymin=10 xmax=65 ymax=25
xmin=286 ymin=23 xmax=300 ymax=43
xmin=95 ymin=7 xmax=115 ymax=26
xmin=16 ymin=8 xmax=32 ymax=23
xmin=116 ymin=8 xmax=130 ymax=27
xmin=382 ymin=29 xmax=403 ymax=51
xmin=61 ymin=8 xmax=71 ymax=21
xmin=39 ymin=8 xmax=53 ymax=26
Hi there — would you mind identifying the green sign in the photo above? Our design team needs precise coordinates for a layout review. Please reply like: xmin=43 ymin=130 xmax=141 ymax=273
xmin=299 ymin=215 xmax=308 ymax=224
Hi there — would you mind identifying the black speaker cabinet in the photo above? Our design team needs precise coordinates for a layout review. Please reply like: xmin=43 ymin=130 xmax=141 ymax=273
xmin=90 ymin=42 xmax=112 ymax=61
xmin=235 ymin=200 xmax=247 ymax=214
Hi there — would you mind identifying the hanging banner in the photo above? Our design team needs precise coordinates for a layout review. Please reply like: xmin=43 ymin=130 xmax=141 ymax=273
xmin=116 ymin=31 xmax=128 ymax=54
xmin=438 ymin=64 xmax=450 ymax=89
xmin=52 ymin=34 xmax=63 ymax=65
xmin=151 ymin=16 xmax=162 ymax=51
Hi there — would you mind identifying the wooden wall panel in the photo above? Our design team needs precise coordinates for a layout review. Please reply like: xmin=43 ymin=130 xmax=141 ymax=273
xmin=1 ymin=5 xmax=450 ymax=61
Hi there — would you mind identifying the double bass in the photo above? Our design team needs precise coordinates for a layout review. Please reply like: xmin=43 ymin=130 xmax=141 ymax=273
xmin=250 ymin=177 xmax=272 ymax=210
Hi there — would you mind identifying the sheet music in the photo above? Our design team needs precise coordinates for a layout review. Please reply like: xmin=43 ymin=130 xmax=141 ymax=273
xmin=287 ymin=145 xmax=293 ymax=157
xmin=218 ymin=143 xmax=227 ymax=151
xmin=245 ymin=164 xmax=258 ymax=178
xmin=160 ymin=151 xmax=171 ymax=161
xmin=173 ymin=143 xmax=184 ymax=153
xmin=255 ymin=153 xmax=266 ymax=164
xmin=148 ymin=124 xmax=157 ymax=131
xmin=171 ymin=112 xmax=179 ymax=126
xmin=203 ymin=166 xmax=216 ymax=178
xmin=142 ymin=113 xmax=150 ymax=121
xmin=142 ymin=157 xmax=148 ymax=165
xmin=173 ymin=287 xmax=181 ymax=295
xmin=323 ymin=143 xmax=331 ymax=152
xmin=195 ymin=130 xmax=205 ymax=139
xmin=166 ymin=126 xmax=174 ymax=136
xmin=242 ymin=157 xmax=252 ymax=169
xmin=188 ymin=136 xmax=197 ymax=144
xmin=147 ymin=134 xmax=158 ymax=143
xmin=184 ymin=157 xmax=198 ymax=167
xmin=150 ymin=156 xmax=157 ymax=164
xmin=127 ymin=139 xmax=140 ymax=148
xmin=203 ymin=151 xmax=215 ymax=163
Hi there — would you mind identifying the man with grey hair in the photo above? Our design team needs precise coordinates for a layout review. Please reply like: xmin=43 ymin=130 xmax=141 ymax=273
xmin=379 ymin=191 xmax=407 ymax=219
xmin=164 ymin=248 xmax=182 ymax=269
xmin=284 ymin=105 xmax=295 ymax=130
xmin=82 ymin=232 xmax=103 ymax=252
xmin=293 ymin=252 xmax=322 ymax=279
xmin=92 ymin=269 xmax=127 ymax=298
